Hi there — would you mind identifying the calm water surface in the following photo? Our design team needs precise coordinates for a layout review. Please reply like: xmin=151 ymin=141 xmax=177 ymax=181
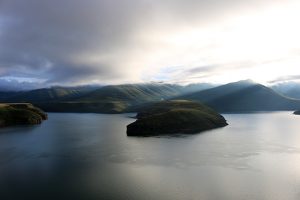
xmin=0 ymin=112 xmax=300 ymax=200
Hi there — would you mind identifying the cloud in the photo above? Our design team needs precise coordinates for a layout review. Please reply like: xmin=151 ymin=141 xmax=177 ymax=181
xmin=269 ymin=75 xmax=300 ymax=83
xmin=0 ymin=0 xmax=299 ymax=87
xmin=0 ymin=77 xmax=43 ymax=91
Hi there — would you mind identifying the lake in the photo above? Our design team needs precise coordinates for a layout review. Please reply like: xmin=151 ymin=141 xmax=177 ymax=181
xmin=0 ymin=112 xmax=300 ymax=200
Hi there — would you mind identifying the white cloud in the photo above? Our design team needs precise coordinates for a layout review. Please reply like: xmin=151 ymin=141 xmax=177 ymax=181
xmin=0 ymin=0 xmax=299 ymax=87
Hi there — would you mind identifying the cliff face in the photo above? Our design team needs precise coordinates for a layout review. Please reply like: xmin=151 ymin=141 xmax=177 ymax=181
xmin=0 ymin=103 xmax=47 ymax=127
xmin=127 ymin=100 xmax=227 ymax=136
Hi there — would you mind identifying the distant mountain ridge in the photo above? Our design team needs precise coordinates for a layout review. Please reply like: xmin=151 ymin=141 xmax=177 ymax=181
xmin=77 ymin=84 xmax=183 ymax=103
xmin=0 ymin=83 xmax=191 ymax=113
xmin=1 ymin=80 xmax=300 ymax=113
xmin=3 ymin=87 xmax=96 ymax=103
xmin=177 ymin=80 xmax=300 ymax=112
xmin=272 ymin=82 xmax=300 ymax=99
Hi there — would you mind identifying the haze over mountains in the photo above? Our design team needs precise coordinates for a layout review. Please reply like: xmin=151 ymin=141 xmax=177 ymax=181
xmin=178 ymin=80 xmax=300 ymax=112
xmin=272 ymin=82 xmax=300 ymax=99
xmin=0 ymin=80 xmax=300 ymax=113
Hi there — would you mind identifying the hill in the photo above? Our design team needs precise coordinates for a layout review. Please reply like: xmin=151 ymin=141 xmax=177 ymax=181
xmin=0 ymin=103 xmax=47 ymax=127
xmin=178 ymin=80 xmax=300 ymax=112
xmin=5 ymin=86 xmax=96 ymax=103
xmin=0 ymin=91 xmax=21 ymax=102
xmin=0 ymin=83 xmax=185 ymax=113
xmin=127 ymin=100 xmax=227 ymax=136
xmin=36 ymin=84 xmax=183 ymax=113
xmin=77 ymin=84 xmax=182 ymax=102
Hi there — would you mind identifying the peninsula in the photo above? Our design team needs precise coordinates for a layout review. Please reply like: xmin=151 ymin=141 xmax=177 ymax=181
xmin=0 ymin=103 xmax=47 ymax=127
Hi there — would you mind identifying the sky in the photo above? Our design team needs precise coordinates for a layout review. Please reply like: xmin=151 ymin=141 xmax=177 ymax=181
xmin=0 ymin=0 xmax=300 ymax=89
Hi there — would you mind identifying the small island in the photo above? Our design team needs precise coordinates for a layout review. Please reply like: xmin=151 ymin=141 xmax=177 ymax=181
xmin=127 ymin=100 xmax=228 ymax=136
xmin=294 ymin=110 xmax=300 ymax=115
xmin=0 ymin=103 xmax=48 ymax=127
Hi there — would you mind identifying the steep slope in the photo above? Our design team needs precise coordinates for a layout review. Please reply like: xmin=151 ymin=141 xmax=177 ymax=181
xmin=0 ymin=91 xmax=21 ymax=102
xmin=178 ymin=80 xmax=300 ymax=112
xmin=0 ymin=103 xmax=47 ymax=127
xmin=177 ymin=80 xmax=256 ymax=102
xmin=181 ymin=83 xmax=216 ymax=94
xmin=1 ymin=84 xmax=183 ymax=113
xmin=272 ymin=82 xmax=300 ymax=99
xmin=5 ymin=87 xmax=95 ymax=103
xmin=77 ymin=84 xmax=182 ymax=103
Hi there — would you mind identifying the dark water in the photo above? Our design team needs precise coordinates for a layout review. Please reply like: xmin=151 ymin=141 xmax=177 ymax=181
xmin=1 ymin=112 xmax=300 ymax=200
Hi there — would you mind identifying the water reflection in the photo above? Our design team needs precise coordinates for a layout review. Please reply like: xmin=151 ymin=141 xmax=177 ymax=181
xmin=0 ymin=112 xmax=300 ymax=199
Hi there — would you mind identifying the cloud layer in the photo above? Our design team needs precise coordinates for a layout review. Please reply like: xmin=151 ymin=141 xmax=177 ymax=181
xmin=0 ymin=0 xmax=299 ymax=88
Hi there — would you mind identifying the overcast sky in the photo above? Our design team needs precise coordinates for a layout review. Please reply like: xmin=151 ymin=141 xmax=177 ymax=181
xmin=0 ymin=0 xmax=300 ymax=89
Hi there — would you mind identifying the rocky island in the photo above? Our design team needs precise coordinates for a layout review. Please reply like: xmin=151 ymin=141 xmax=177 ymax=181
xmin=294 ymin=110 xmax=300 ymax=115
xmin=127 ymin=100 xmax=228 ymax=136
xmin=0 ymin=103 xmax=47 ymax=127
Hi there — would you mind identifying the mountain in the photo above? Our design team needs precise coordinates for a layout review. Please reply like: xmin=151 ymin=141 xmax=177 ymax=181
xmin=181 ymin=83 xmax=217 ymax=94
xmin=5 ymin=80 xmax=299 ymax=113
xmin=272 ymin=82 xmax=300 ymax=99
xmin=77 ymin=84 xmax=182 ymax=103
xmin=177 ymin=80 xmax=300 ymax=112
xmin=178 ymin=80 xmax=255 ymax=102
xmin=2 ymin=86 xmax=97 ymax=103
xmin=1 ymin=83 xmax=184 ymax=113
xmin=0 ymin=91 xmax=21 ymax=102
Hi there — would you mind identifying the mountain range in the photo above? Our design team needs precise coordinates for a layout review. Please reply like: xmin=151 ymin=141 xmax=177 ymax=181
xmin=177 ymin=80 xmax=300 ymax=112
xmin=271 ymin=82 xmax=300 ymax=99
xmin=1 ymin=80 xmax=300 ymax=113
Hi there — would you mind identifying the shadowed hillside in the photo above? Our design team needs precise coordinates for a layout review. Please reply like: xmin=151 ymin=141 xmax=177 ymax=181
xmin=77 ymin=84 xmax=182 ymax=103
xmin=6 ymin=87 xmax=96 ymax=103
xmin=0 ymin=103 xmax=47 ymax=127
xmin=178 ymin=80 xmax=300 ymax=112
xmin=272 ymin=82 xmax=300 ymax=99
xmin=127 ymin=100 xmax=227 ymax=136
xmin=2 ymin=80 xmax=300 ymax=113
xmin=3 ymin=84 xmax=185 ymax=113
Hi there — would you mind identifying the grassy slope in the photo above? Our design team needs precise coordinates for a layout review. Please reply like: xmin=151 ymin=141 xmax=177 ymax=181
xmin=0 ymin=103 xmax=47 ymax=127
xmin=36 ymin=101 xmax=129 ymax=114
xmin=1 ymin=84 xmax=183 ymax=113
xmin=36 ymin=84 xmax=183 ymax=113
xmin=1 ymin=83 xmax=213 ymax=113
xmin=77 ymin=84 xmax=182 ymax=103
xmin=7 ymin=87 xmax=91 ymax=103
xmin=127 ymin=100 xmax=227 ymax=136
xmin=178 ymin=81 xmax=300 ymax=112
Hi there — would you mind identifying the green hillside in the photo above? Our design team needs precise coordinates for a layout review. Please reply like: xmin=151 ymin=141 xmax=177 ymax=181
xmin=0 ymin=83 xmax=214 ymax=113
xmin=0 ymin=103 xmax=47 ymax=127
xmin=6 ymin=87 xmax=93 ymax=103
xmin=77 ymin=84 xmax=182 ymax=103
xmin=127 ymin=100 xmax=227 ymax=136
xmin=178 ymin=80 xmax=300 ymax=112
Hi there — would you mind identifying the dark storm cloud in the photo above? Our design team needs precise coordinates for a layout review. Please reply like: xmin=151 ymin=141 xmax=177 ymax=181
xmin=0 ymin=0 xmax=281 ymax=86
xmin=0 ymin=0 xmax=145 ymax=83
